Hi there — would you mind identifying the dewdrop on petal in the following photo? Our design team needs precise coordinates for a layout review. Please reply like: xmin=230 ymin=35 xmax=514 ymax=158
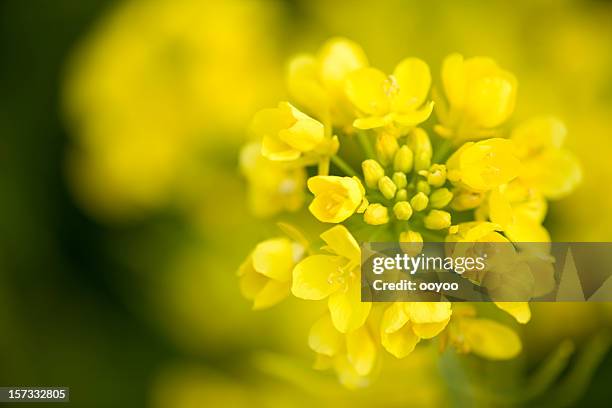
xmin=429 ymin=188 xmax=453 ymax=209
xmin=410 ymin=192 xmax=429 ymax=211
xmin=375 ymin=133 xmax=399 ymax=165
xmin=393 ymin=201 xmax=413 ymax=221
xmin=392 ymin=172 xmax=407 ymax=189
xmin=393 ymin=145 xmax=414 ymax=173
xmin=378 ymin=176 xmax=397 ymax=199
xmin=362 ymin=159 xmax=385 ymax=189
xmin=364 ymin=203 xmax=389 ymax=225
xmin=424 ymin=210 xmax=451 ymax=230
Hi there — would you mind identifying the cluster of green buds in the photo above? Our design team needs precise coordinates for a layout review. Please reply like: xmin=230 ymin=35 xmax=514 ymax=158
xmin=361 ymin=128 xmax=453 ymax=241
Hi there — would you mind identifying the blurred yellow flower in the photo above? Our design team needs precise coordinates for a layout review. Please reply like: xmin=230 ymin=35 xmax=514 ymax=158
xmin=239 ymin=237 xmax=305 ymax=310
xmin=251 ymin=102 xmax=327 ymax=161
xmin=307 ymin=176 xmax=366 ymax=223
xmin=436 ymin=53 xmax=517 ymax=141
xmin=345 ymin=58 xmax=434 ymax=129
xmin=288 ymin=37 xmax=368 ymax=128
xmin=239 ymin=142 xmax=306 ymax=217
xmin=446 ymin=138 xmax=521 ymax=192
xmin=380 ymin=302 xmax=451 ymax=358
xmin=292 ymin=225 xmax=371 ymax=333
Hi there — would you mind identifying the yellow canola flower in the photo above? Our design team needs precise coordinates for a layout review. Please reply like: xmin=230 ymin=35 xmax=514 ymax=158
xmin=450 ymin=315 xmax=522 ymax=360
xmin=446 ymin=138 xmax=521 ymax=192
xmin=511 ymin=117 xmax=582 ymax=200
xmin=345 ymin=58 xmax=434 ymax=130
xmin=288 ymin=37 xmax=368 ymax=128
xmin=380 ymin=302 xmax=451 ymax=358
xmin=251 ymin=102 xmax=335 ymax=161
xmin=239 ymin=142 xmax=306 ymax=217
xmin=308 ymin=176 xmax=366 ymax=223
xmin=437 ymin=53 xmax=517 ymax=141
xmin=292 ymin=225 xmax=371 ymax=333
xmin=309 ymin=313 xmax=378 ymax=388
xmin=238 ymin=237 xmax=304 ymax=310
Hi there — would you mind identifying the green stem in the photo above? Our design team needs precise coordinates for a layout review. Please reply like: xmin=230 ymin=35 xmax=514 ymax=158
xmin=318 ymin=157 xmax=330 ymax=175
xmin=330 ymin=155 xmax=358 ymax=177
xmin=357 ymin=131 xmax=376 ymax=160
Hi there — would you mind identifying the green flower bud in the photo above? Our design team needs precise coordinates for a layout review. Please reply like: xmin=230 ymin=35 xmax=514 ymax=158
xmin=378 ymin=176 xmax=397 ymax=200
xmin=427 ymin=164 xmax=447 ymax=187
xmin=393 ymin=145 xmax=414 ymax=173
xmin=410 ymin=192 xmax=429 ymax=211
xmin=429 ymin=188 xmax=453 ymax=209
xmin=396 ymin=188 xmax=408 ymax=202
xmin=424 ymin=210 xmax=451 ymax=230
xmin=392 ymin=172 xmax=407 ymax=189
xmin=364 ymin=203 xmax=389 ymax=225
xmin=410 ymin=128 xmax=432 ymax=171
xmin=375 ymin=133 xmax=399 ymax=165
xmin=362 ymin=159 xmax=385 ymax=189
xmin=393 ymin=201 xmax=413 ymax=221
xmin=416 ymin=180 xmax=431 ymax=195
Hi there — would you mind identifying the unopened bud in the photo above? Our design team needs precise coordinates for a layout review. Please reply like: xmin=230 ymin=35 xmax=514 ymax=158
xmin=364 ymin=203 xmax=390 ymax=225
xmin=411 ymin=192 xmax=429 ymax=211
xmin=396 ymin=188 xmax=408 ymax=202
xmin=392 ymin=172 xmax=407 ymax=189
xmin=424 ymin=210 xmax=451 ymax=230
xmin=427 ymin=164 xmax=447 ymax=187
xmin=393 ymin=145 xmax=414 ymax=173
xmin=399 ymin=230 xmax=423 ymax=256
xmin=362 ymin=159 xmax=385 ymax=189
xmin=450 ymin=188 xmax=484 ymax=211
xmin=375 ymin=133 xmax=399 ymax=165
xmin=429 ymin=188 xmax=453 ymax=209
xmin=393 ymin=201 xmax=413 ymax=221
xmin=410 ymin=128 xmax=432 ymax=171
xmin=378 ymin=176 xmax=397 ymax=199
xmin=416 ymin=180 xmax=431 ymax=195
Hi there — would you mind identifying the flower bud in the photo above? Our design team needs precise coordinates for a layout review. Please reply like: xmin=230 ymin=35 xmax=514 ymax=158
xmin=378 ymin=176 xmax=397 ymax=199
xmin=429 ymin=188 xmax=453 ymax=209
xmin=424 ymin=210 xmax=451 ymax=230
xmin=427 ymin=164 xmax=447 ymax=187
xmin=450 ymin=188 xmax=484 ymax=211
xmin=362 ymin=159 xmax=385 ymax=189
xmin=376 ymin=133 xmax=399 ymax=165
xmin=416 ymin=180 xmax=431 ymax=195
xmin=393 ymin=201 xmax=413 ymax=221
xmin=393 ymin=145 xmax=414 ymax=173
xmin=410 ymin=128 xmax=432 ymax=171
xmin=364 ymin=203 xmax=390 ymax=225
xmin=396 ymin=188 xmax=408 ymax=202
xmin=410 ymin=192 xmax=429 ymax=211
xmin=392 ymin=172 xmax=407 ymax=189
xmin=399 ymin=230 xmax=423 ymax=256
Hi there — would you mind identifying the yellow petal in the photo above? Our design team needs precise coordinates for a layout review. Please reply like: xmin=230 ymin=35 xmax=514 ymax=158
xmin=459 ymin=138 xmax=521 ymax=191
xmin=393 ymin=101 xmax=434 ymax=127
xmin=328 ymin=276 xmax=371 ymax=333
xmin=308 ymin=176 xmax=363 ymax=223
xmin=521 ymin=149 xmax=581 ymax=200
xmin=381 ymin=321 xmax=420 ymax=358
xmin=489 ymin=186 xmax=514 ymax=228
xmin=495 ymin=302 xmax=531 ymax=324
xmin=412 ymin=319 xmax=450 ymax=339
xmin=309 ymin=314 xmax=343 ymax=356
xmin=252 ymin=238 xmax=294 ymax=282
xmin=318 ymin=37 xmax=368 ymax=94
xmin=505 ymin=216 xmax=550 ymax=243
xmin=460 ymin=317 xmax=522 ymax=360
xmin=320 ymin=225 xmax=361 ymax=264
xmin=287 ymin=55 xmax=329 ymax=119
xmin=381 ymin=302 xmax=410 ymax=334
xmin=238 ymin=266 xmax=267 ymax=300
xmin=353 ymin=115 xmax=391 ymax=129
xmin=464 ymin=73 xmax=516 ymax=128
xmin=253 ymin=279 xmax=291 ymax=310
xmin=392 ymin=58 xmax=431 ymax=112
xmin=279 ymin=102 xmax=324 ymax=152
xmin=441 ymin=53 xmax=466 ymax=109
xmin=261 ymin=135 xmax=300 ymax=161
xmin=292 ymin=255 xmax=343 ymax=300
xmin=346 ymin=326 xmax=376 ymax=376
xmin=407 ymin=301 xmax=452 ymax=324
xmin=345 ymin=67 xmax=390 ymax=116
xmin=511 ymin=116 xmax=567 ymax=157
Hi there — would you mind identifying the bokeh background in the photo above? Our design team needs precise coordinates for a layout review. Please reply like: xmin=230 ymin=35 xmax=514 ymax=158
xmin=2 ymin=0 xmax=612 ymax=406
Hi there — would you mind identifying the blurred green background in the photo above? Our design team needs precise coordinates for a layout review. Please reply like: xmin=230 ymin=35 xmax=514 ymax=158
xmin=2 ymin=0 xmax=612 ymax=406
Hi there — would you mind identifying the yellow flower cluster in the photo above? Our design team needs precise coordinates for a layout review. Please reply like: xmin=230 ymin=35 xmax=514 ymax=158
xmin=238 ymin=38 xmax=581 ymax=387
